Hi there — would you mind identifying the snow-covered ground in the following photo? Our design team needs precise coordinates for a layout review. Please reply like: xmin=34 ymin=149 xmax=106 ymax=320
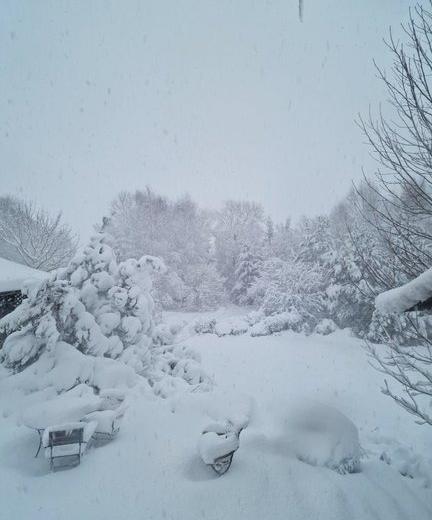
xmin=0 ymin=316 xmax=431 ymax=520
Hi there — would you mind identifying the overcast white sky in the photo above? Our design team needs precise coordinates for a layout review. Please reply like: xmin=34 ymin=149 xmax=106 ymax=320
xmin=0 ymin=0 xmax=417 ymax=241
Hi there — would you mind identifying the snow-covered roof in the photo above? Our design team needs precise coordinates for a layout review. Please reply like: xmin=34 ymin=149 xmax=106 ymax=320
xmin=375 ymin=268 xmax=432 ymax=314
xmin=0 ymin=257 xmax=48 ymax=293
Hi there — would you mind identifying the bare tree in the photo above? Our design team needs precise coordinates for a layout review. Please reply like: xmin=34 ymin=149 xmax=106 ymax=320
xmin=367 ymin=313 xmax=432 ymax=426
xmin=0 ymin=196 xmax=77 ymax=271
xmin=357 ymin=3 xmax=432 ymax=426
xmin=358 ymin=2 xmax=432 ymax=279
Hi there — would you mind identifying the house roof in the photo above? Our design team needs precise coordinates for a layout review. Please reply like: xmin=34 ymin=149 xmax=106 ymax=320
xmin=375 ymin=267 xmax=432 ymax=314
xmin=0 ymin=257 xmax=48 ymax=293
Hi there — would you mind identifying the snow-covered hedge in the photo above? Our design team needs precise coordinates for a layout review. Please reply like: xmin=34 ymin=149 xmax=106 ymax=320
xmin=249 ymin=311 xmax=303 ymax=337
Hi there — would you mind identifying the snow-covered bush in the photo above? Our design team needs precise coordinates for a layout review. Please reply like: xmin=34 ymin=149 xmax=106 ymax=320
xmin=193 ymin=317 xmax=217 ymax=335
xmin=314 ymin=318 xmax=337 ymax=335
xmin=183 ymin=263 xmax=226 ymax=311
xmin=214 ymin=317 xmax=249 ymax=337
xmin=250 ymin=257 xmax=327 ymax=332
xmin=287 ymin=403 xmax=361 ymax=474
xmin=250 ymin=311 xmax=303 ymax=337
xmin=153 ymin=269 xmax=191 ymax=311
xmin=167 ymin=319 xmax=188 ymax=337
xmin=0 ymin=231 xmax=164 ymax=375
xmin=150 ymin=344 xmax=213 ymax=398
xmin=152 ymin=323 xmax=175 ymax=346
xmin=245 ymin=310 xmax=265 ymax=326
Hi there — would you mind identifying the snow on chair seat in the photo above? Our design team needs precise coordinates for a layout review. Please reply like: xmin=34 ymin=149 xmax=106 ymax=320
xmin=43 ymin=421 xmax=98 ymax=471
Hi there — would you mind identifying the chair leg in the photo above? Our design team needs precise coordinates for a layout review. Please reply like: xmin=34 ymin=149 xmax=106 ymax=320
xmin=35 ymin=431 xmax=42 ymax=458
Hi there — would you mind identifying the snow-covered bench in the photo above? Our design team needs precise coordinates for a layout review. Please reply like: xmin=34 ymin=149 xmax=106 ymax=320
xmin=43 ymin=421 xmax=98 ymax=471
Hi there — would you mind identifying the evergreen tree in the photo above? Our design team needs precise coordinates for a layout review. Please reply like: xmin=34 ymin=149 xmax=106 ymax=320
xmin=0 ymin=225 xmax=163 ymax=374
xmin=231 ymin=245 xmax=260 ymax=305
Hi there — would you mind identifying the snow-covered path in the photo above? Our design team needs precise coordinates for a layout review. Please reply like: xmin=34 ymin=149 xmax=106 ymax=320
xmin=1 ymin=329 xmax=431 ymax=520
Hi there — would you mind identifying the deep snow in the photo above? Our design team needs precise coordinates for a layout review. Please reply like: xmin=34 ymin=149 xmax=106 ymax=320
xmin=0 ymin=319 xmax=431 ymax=520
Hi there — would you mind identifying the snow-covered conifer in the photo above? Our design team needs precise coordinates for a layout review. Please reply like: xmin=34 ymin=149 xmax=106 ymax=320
xmin=231 ymin=245 xmax=260 ymax=305
xmin=0 ymin=226 xmax=163 ymax=374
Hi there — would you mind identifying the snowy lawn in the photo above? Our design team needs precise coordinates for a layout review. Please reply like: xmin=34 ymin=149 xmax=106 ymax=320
xmin=1 ymin=325 xmax=431 ymax=520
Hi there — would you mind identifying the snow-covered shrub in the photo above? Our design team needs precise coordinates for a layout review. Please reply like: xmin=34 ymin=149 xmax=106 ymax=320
xmin=249 ymin=311 xmax=303 ymax=337
xmin=152 ymin=323 xmax=175 ymax=346
xmin=214 ymin=317 xmax=249 ymax=337
xmin=153 ymin=269 xmax=191 ymax=311
xmin=314 ymin=318 xmax=337 ymax=335
xmin=193 ymin=317 xmax=217 ymax=335
xmin=288 ymin=403 xmax=361 ymax=474
xmin=153 ymin=263 xmax=225 ymax=312
xmin=250 ymin=257 xmax=327 ymax=332
xmin=184 ymin=263 xmax=226 ymax=311
xmin=245 ymin=310 xmax=265 ymax=326
xmin=150 ymin=344 xmax=213 ymax=398
xmin=168 ymin=319 xmax=187 ymax=337
xmin=0 ymin=231 xmax=164 ymax=375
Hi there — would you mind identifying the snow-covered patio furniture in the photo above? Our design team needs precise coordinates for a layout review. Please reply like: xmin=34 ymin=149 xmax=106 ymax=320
xmin=22 ymin=386 xmax=127 ymax=457
xmin=81 ymin=410 xmax=122 ymax=442
xmin=43 ymin=421 xmax=98 ymax=471
xmin=21 ymin=392 xmax=103 ymax=457
xmin=80 ymin=389 xmax=126 ymax=442
xmin=199 ymin=421 xmax=245 ymax=476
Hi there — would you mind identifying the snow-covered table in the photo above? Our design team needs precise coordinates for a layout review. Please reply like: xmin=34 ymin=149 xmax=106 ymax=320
xmin=21 ymin=394 xmax=103 ymax=457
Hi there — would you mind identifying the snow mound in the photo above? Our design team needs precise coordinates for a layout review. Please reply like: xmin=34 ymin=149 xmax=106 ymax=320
xmin=367 ymin=434 xmax=432 ymax=488
xmin=21 ymin=391 xmax=102 ymax=429
xmin=1 ymin=341 xmax=138 ymax=397
xmin=287 ymin=402 xmax=361 ymax=474
xmin=376 ymin=268 xmax=432 ymax=314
